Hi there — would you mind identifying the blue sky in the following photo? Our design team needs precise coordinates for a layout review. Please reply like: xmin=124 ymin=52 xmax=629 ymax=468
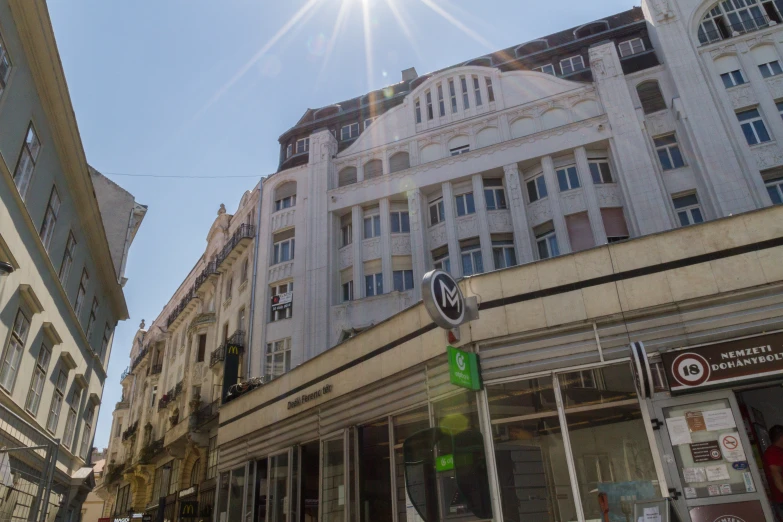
xmin=47 ymin=0 xmax=637 ymax=449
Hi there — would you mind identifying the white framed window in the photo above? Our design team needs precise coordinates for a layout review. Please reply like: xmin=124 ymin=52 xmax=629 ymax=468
xmin=295 ymin=137 xmax=309 ymax=154
xmin=492 ymin=240 xmax=517 ymax=269
xmin=86 ymin=298 xmax=99 ymax=342
xmin=433 ymin=249 xmax=451 ymax=273
xmin=341 ymin=123 xmax=359 ymax=141
xmin=265 ymin=338 xmax=291 ymax=381
xmin=535 ymin=222 xmax=560 ymax=260
xmin=449 ymin=79 xmax=458 ymax=113
xmin=437 ymin=84 xmax=446 ymax=117
xmin=364 ymin=117 xmax=376 ymax=129
xmin=777 ymin=100 xmax=783 ymax=119
xmin=62 ymin=388 xmax=82 ymax=450
xmin=393 ymin=270 xmax=414 ymax=292
xmin=40 ymin=187 xmax=61 ymax=252
xmin=363 ymin=214 xmax=381 ymax=238
xmin=270 ymin=281 xmax=293 ymax=321
xmin=365 ymin=273 xmax=383 ymax=297
xmin=429 ymin=199 xmax=445 ymax=226
xmin=13 ymin=123 xmax=41 ymax=199
xmin=415 ymin=99 xmax=422 ymax=123
xmin=450 ymin=144 xmax=470 ymax=156
xmin=460 ymin=76 xmax=470 ymax=109
xmin=673 ymin=193 xmax=705 ymax=226
xmin=79 ymin=404 xmax=95 ymax=459
xmin=286 ymin=144 xmax=292 ymax=158
xmin=0 ymin=309 xmax=30 ymax=391
xmin=698 ymin=0 xmax=773 ymax=45
xmin=46 ymin=370 xmax=67 ymax=434
xmin=390 ymin=211 xmax=410 ymax=233
xmin=589 ymin=160 xmax=614 ymax=183
xmin=26 ymin=343 xmax=51 ymax=416
xmin=759 ymin=60 xmax=783 ymax=78
xmin=485 ymin=77 xmax=495 ymax=102
xmin=273 ymin=237 xmax=295 ymax=264
xmin=720 ymin=69 xmax=746 ymax=88
xmin=473 ymin=76 xmax=483 ymax=106
xmin=455 ymin=192 xmax=476 ymax=216
xmin=483 ymin=179 xmax=507 ymax=210
xmin=225 ymin=275 xmax=233 ymax=300
xmin=737 ymin=108 xmax=772 ymax=145
xmin=766 ymin=174 xmax=783 ymax=204
xmin=0 ymin=31 xmax=11 ymax=97
xmin=526 ymin=175 xmax=548 ymax=203
xmin=342 ymin=280 xmax=354 ymax=302
xmin=425 ymin=90 xmax=434 ymax=120
xmin=654 ymin=134 xmax=686 ymax=170
xmin=241 ymin=257 xmax=249 ymax=284
xmin=556 ymin=166 xmax=581 ymax=191
xmin=534 ymin=64 xmax=556 ymax=75
xmin=461 ymin=241 xmax=484 ymax=276
xmin=100 ymin=324 xmax=111 ymax=359
xmin=560 ymin=55 xmax=585 ymax=75
xmin=341 ymin=222 xmax=352 ymax=246
xmin=59 ymin=232 xmax=76 ymax=284
xmin=618 ymin=38 xmax=645 ymax=57
xmin=274 ymin=195 xmax=295 ymax=211
xmin=150 ymin=385 xmax=157 ymax=407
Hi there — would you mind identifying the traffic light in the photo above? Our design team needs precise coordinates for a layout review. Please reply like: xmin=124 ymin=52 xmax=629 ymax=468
xmin=403 ymin=428 xmax=492 ymax=522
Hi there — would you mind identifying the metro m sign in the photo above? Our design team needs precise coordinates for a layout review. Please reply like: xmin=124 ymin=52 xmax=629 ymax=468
xmin=422 ymin=270 xmax=478 ymax=330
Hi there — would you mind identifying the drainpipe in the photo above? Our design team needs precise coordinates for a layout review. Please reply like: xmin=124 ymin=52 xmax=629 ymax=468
xmin=246 ymin=178 xmax=265 ymax=378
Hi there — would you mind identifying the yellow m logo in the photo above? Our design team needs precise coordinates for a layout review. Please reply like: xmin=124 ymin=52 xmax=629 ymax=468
xmin=228 ymin=345 xmax=239 ymax=355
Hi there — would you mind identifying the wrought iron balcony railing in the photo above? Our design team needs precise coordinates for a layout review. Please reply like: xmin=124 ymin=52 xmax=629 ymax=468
xmin=158 ymin=381 xmax=184 ymax=410
xmin=116 ymin=400 xmax=130 ymax=410
xmin=195 ymin=400 xmax=220 ymax=428
xmin=130 ymin=346 xmax=149 ymax=371
xmin=194 ymin=260 xmax=219 ymax=292
xmin=120 ymin=367 xmax=130 ymax=381
xmin=138 ymin=438 xmax=164 ymax=464
xmin=149 ymin=363 xmax=163 ymax=376
xmin=121 ymin=421 xmax=138 ymax=442
xmin=209 ymin=330 xmax=245 ymax=368
xmin=216 ymin=224 xmax=255 ymax=268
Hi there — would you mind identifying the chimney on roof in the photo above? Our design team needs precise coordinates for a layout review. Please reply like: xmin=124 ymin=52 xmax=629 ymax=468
xmin=402 ymin=67 xmax=418 ymax=82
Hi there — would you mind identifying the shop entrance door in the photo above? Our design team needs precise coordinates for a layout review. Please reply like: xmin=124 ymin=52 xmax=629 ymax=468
xmin=650 ymin=389 xmax=773 ymax=521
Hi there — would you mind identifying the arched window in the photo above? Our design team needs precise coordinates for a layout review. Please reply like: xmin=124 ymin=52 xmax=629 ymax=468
xmin=364 ymin=159 xmax=383 ymax=179
xmin=190 ymin=459 xmax=200 ymax=487
xmin=574 ymin=21 xmax=609 ymax=39
xmin=515 ymin=40 xmax=549 ymax=57
xmin=338 ymin=167 xmax=357 ymax=187
xmin=389 ymin=152 xmax=410 ymax=173
xmin=698 ymin=0 xmax=782 ymax=45
xmin=463 ymin=57 xmax=493 ymax=67
xmin=636 ymin=81 xmax=667 ymax=114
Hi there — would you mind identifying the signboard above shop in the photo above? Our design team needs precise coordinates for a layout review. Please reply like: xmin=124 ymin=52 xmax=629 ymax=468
xmin=661 ymin=332 xmax=783 ymax=394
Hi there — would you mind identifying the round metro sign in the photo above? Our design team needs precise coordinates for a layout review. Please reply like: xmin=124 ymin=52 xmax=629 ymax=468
xmin=422 ymin=270 xmax=466 ymax=329
xmin=671 ymin=352 xmax=711 ymax=387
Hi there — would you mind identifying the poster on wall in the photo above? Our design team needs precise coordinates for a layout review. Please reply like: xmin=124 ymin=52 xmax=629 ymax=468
xmin=688 ymin=500 xmax=765 ymax=522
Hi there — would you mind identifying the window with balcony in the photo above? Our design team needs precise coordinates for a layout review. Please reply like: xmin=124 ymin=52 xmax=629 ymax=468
xmin=556 ymin=166 xmax=581 ymax=191
xmin=393 ymin=270 xmax=414 ymax=292
xmin=365 ymin=273 xmax=383 ymax=297
xmin=526 ymin=175 xmax=548 ymax=203
xmin=390 ymin=211 xmax=410 ymax=233
xmin=737 ymin=107 xmax=772 ymax=145
xmin=272 ymin=231 xmax=295 ymax=264
xmin=265 ymin=338 xmax=291 ymax=381
xmin=698 ymin=0 xmax=782 ymax=45
xmin=460 ymin=239 xmax=483 ymax=276
xmin=341 ymin=123 xmax=359 ymax=141
xmin=566 ymin=212 xmax=596 ymax=252
xmin=26 ymin=343 xmax=50 ymax=416
xmin=270 ymin=282 xmax=293 ymax=321
xmin=483 ymin=179 xmax=507 ymax=210
xmin=654 ymin=134 xmax=686 ymax=170
xmin=0 ymin=309 xmax=30 ymax=392
xmin=13 ymin=124 xmax=41 ymax=199
xmin=535 ymin=221 xmax=560 ymax=260
xmin=455 ymin=192 xmax=475 ymax=216
xmin=492 ymin=237 xmax=517 ymax=269
xmin=589 ymin=159 xmax=614 ymax=183
xmin=429 ymin=198 xmax=446 ymax=225
xmin=673 ymin=193 xmax=705 ymax=226
xmin=46 ymin=370 xmax=67 ymax=434
xmin=619 ymin=38 xmax=645 ymax=57
xmin=560 ymin=55 xmax=585 ymax=75
xmin=364 ymin=214 xmax=381 ymax=239
xmin=40 ymin=187 xmax=61 ymax=252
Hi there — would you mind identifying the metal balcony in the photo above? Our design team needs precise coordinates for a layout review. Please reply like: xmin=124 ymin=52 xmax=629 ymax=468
xmin=149 ymin=363 xmax=163 ymax=376
xmin=157 ymin=381 xmax=184 ymax=410
xmin=194 ymin=260 xmax=220 ymax=292
xmin=138 ymin=438 xmax=164 ymax=464
xmin=120 ymin=367 xmax=131 ymax=381
xmin=121 ymin=421 xmax=138 ymax=442
xmin=115 ymin=400 xmax=130 ymax=410
xmin=209 ymin=330 xmax=245 ymax=368
xmin=130 ymin=346 xmax=149 ymax=371
xmin=216 ymin=224 xmax=255 ymax=270
xmin=194 ymin=400 xmax=220 ymax=429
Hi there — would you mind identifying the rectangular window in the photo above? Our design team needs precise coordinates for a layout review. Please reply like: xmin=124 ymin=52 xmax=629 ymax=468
xmin=390 ymin=211 xmax=410 ymax=233
xmin=265 ymin=338 xmax=291 ymax=381
xmin=460 ymin=241 xmax=483 ymax=276
xmin=0 ymin=31 xmax=11 ymax=97
xmin=560 ymin=55 xmax=585 ymax=75
xmin=115 ymin=485 xmax=131 ymax=516
xmin=556 ymin=166 xmax=581 ymax=191
xmin=414 ymin=99 xmax=422 ymax=123
xmin=197 ymin=334 xmax=207 ymax=362
xmin=341 ymin=123 xmax=359 ymax=141
xmin=115 ymin=419 xmax=123 ymax=438
xmin=778 ymin=100 xmax=783 ymax=119
xmin=766 ymin=173 xmax=783 ymax=204
xmin=13 ymin=123 xmax=41 ymax=199
xmin=274 ymin=195 xmax=295 ymax=211
xmin=526 ymin=175 xmax=548 ymax=202
xmin=79 ymin=404 xmax=95 ymax=459
xmin=365 ymin=273 xmax=383 ymax=297
xmin=393 ymin=270 xmax=414 ymax=292
xmin=225 ymin=275 xmax=233 ymax=300
xmin=618 ymin=38 xmax=645 ymax=57
xmin=168 ymin=459 xmax=181 ymax=495
xmin=341 ymin=222 xmax=352 ymax=246
xmin=535 ymin=222 xmax=560 ymax=260
xmin=0 ymin=309 xmax=30 ymax=391
xmin=26 ymin=343 xmax=51 ymax=416
xmin=472 ymin=75 xmax=483 ymax=106
xmin=342 ymin=280 xmax=354 ymax=302
xmin=363 ymin=117 xmax=376 ymax=129
xmin=450 ymin=144 xmax=470 ymax=156
xmin=40 ymin=187 xmax=61 ymax=252
xmin=449 ymin=79 xmax=458 ymax=113
xmin=150 ymin=385 xmax=157 ymax=407
xmin=206 ymin=436 xmax=218 ymax=479
xmin=720 ymin=70 xmax=746 ymax=88
xmin=673 ymin=193 xmax=705 ymax=226
xmin=566 ymin=212 xmax=596 ymax=252
xmin=601 ymin=207 xmax=630 ymax=243
xmin=100 ymin=324 xmax=111 ymax=359
xmin=484 ymin=178 xmax=507 ymax=210
xmin=534 ymin=64 xmax=556 ymax=75
xmin=429 ymin=199 xmax=446 ymax=226
xmin=492 ymin=240 xmax=517 ymax=269
xmin=437 ymin=84 xmax=446 ymax=117
xmin=74 ymin=269 xmax=89 ymax=316
xmin=460 ymin=76 xmax=470 ymax=109
xmin=59 ymin=232 xmax=77 ymax=284
xmin=485 ymin=77 xmax=495 ymax=102
xmin=63 ymin=388 xmax=81 ymax=450
xmin=737 ymin=108 xmax=771 ymax=145
xmin=589 ymin=159 xmax=614 ymax=183
xmin=433 ymin=249 xmax=451 ymax=273
xmin=759 ymin=60 xmax=783 ymax=78
xmin=241 ymin=257 xmax=249 ymax=284
xmin=270 ymin=282 xmax=293 ymax=321
xmin=85 ymin=298 xmax=99 ymax=343
xmin=363 ymin=214 xmax=381 ymax=239
xmin=654 ymin=134 xmax=686 ymax=170
xmin=286 ymin=143 xmax=292 ymax=158
xmin=272 ymin=237 xmax=295 ymax=264
xmin=46 ymin=370 xmax=67 ymax=434
xmin=425 ymin=90 xmax=434 ymax=120
xmin=295 ymin=137 xmax=309 ymax=154
xmin=455 ymin=192 xmax=476 ymax=216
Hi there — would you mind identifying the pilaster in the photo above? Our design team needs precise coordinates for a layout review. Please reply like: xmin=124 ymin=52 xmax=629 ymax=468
xmin=441 ymin=182 xmax=462 ymax=277
xmin=407 ymin=189 xmax=427 ymax=301
xmin=471 ymin=174 xmax=494 ymax=271
xmin=503 ymin=164 xmax=534 ymax=264
xmin=541 ymin=156 xmax=571 ymax=255
xmin=379 ymin=198 xmax=393 ymax=293
xmin=351 ymin=205 xmax=363 ymax=298
xmin=574 ymin=147 xmax=608 ymax=245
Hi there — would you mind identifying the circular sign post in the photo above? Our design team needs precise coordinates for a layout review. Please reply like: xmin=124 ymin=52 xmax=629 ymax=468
xmin=422 ymin=270 xmax=466 ymax=330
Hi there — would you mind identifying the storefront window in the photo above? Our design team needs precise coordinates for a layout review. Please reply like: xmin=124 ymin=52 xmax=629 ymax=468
xmin=322 ymin=437 xmax=346 ymax=522
xmin=301 ymin=442 xmax=320 ymax=522
xmin=393 ymin=407 xmax=430 ymax=522
xmin=254 ymin=458 xmax=268 ymax=522
xmin=227 ymin=465 xmax=246 ymax=522
xmin=217 ymin=472 xmax=229 ymax=522
xmin=488 ymin=377 xmax=577 ymax=522
xmin=560 ymin=365 xmax=660 ymax=520
xmin=269 ymin=452 xmax=289 ymax=522
xmin=358 ymin=419 xmax=393 ymax=522
xmin=433 ymin=391 xmax=479 ymax=434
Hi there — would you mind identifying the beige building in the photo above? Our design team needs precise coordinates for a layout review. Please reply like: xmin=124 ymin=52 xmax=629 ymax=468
xmin=81 ymin=457 xmax=106 ymax=522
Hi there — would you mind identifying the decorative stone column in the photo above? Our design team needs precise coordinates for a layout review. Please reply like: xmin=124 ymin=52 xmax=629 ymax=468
xmin=379 ymin=198 xmax=393 ymax=293
xmin=503 ymin=164 xmax=534 ymax=264
xmin=471 ymin=174 xmax=494 ymax=271
xmin=574 ymin=147 xmax=608 ymax=245
xmin=407 ymin=189 xmax=427 ymax=301
xmin=441 ymin=182 xmax=462 ymax=277
xmin=540 ymin=156 xmax=572 ymax=255
xmin=351 ymin=205 xmax=363 ymax=298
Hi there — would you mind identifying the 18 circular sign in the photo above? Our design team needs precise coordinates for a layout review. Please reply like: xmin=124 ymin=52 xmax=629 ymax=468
xmin=671 ymin=352 xmax=711 ymax=387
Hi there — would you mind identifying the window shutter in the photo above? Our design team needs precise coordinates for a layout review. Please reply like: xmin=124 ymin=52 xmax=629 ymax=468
xmin=637 ymin=81 xmax=667 ymax=114
xmin=338 ymin=167 xmax=357 ymax=187
xmin=566 ymin=212 xmax=595 ymax=252
xmin=601 ymin=207 xmax=630 ymax=239
xmin=389 ymin=152 xmax=410 ymax=173
xmin=364 ymin=159 xmax=383 ymax=179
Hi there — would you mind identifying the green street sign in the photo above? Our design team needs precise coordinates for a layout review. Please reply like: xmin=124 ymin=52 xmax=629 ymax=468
xmin=447 ymin=346 xmax=482 ymax=391
xmin=435 ymin=454 xmax=454 ymax=472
